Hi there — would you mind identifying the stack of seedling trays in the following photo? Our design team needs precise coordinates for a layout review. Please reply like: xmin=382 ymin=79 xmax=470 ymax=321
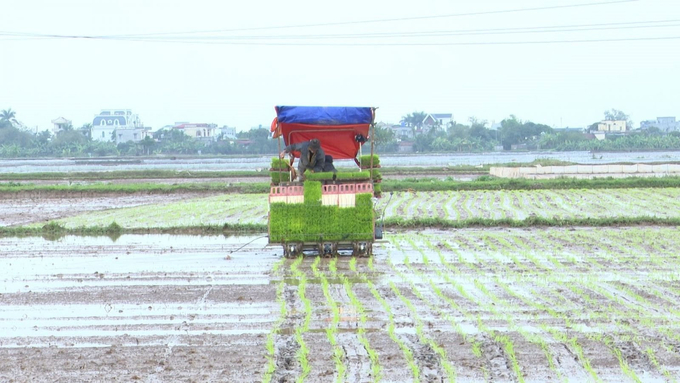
xmin=269 ymin=180 xmax=375 ymax=257
xmin=270 ymin=157 xmax=292 ymax=185
xmin=359 ymin=154 xmax=382 ymax=197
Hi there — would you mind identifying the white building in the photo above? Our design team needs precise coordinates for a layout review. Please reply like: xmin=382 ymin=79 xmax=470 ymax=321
xmin=92 ymin=109 xmax=146 ymax=143
xmin=597 ymin=120 xmax=627 ymax=132
xmin=640 ymin=117 xmax=679 ymax=132
xmin=219 ymin=126 xmax=237 ymax=140
xmin=50 ymin=117 xmax=72 ymax=135
xmin=173 ymin=123 xmax=218 ymax=141
xmin=425 ymin=113 xmax=453 ymax=128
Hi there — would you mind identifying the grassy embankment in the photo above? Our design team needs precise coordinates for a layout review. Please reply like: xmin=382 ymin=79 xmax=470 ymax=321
xmin=0 ymin=159 xmax=573 ymax=182
xmin=3 ymin=215 xmax=680 ymax=239
xmin=4 ymin=175 xmax=680 ymax=194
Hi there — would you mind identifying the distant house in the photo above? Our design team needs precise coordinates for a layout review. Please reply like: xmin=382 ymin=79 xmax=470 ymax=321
xmin=640 ymin=117 xmax=679 ymax=132
xmin=389 ymin=123 xmax=414 ymax=140
xmin=51 ymin=117 xmax=72 ymax=135
xmin=219 ymin=126 xmax=237 ymax=140
xmin=114 ymin=128 xmax=150 ymax=143
xmin=422 ymin=113 xmax=453 ymax=129
xmin=92 ymin=109 xmax=147 ymax=143
xmin=597 ymin=120 xmax=627 ymax=132
xmin=174 ymin=123 xmax=218 ymax=141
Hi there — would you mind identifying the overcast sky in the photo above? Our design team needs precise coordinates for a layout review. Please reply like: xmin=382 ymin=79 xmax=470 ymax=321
xmin=1 ymin=0 xmax=679 ymax=132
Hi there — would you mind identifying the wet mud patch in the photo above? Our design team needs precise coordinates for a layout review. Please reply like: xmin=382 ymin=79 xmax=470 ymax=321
xmin=271 ymin=337 xmax=301 ymax=383
xmin=475 ymin=333 xmax=516 ymax=382
xmin=402 ymin=333 xmax=446 ymax=382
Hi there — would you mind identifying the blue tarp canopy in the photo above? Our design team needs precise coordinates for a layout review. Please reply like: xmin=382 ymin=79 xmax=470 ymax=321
xmin=275 ymin=106 xmax=373 ymax=125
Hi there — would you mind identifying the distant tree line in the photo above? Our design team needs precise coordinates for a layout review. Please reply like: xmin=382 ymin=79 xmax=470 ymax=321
xmin=3 ymin=107 xmax=680 ymax=158
xmin=0 ymin=109 xmax=282 ymax=158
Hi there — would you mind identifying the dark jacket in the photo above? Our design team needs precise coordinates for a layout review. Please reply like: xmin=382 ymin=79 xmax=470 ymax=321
xmin=284 ymin=141 xmax=326 ymax=173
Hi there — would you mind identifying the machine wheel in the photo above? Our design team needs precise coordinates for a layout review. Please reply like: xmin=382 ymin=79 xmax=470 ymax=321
xmin=319 ymin=242 xmax=337 ymax=258
xmin=352 ymin=242 xmax=372 ymax=258
xmin=283 ymin=243 xmax=303 ymax=258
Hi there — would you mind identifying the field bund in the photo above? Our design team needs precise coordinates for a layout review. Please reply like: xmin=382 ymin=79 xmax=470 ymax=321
xmin=491 ymin=163 xmax=680 ymax=179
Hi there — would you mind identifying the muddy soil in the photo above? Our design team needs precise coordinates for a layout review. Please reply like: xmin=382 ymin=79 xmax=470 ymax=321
xmin=2 ymin=228 xmax=680 ymax=382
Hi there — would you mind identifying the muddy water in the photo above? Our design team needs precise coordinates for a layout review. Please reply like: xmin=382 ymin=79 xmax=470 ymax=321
xmin=2 ymin=230 xmax=679 ymax=382
xmin=0 ymin=234 xmax=279 ymax=382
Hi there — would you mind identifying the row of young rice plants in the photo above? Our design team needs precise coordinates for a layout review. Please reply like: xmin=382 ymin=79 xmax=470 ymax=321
xmin=477 ymin=228 xmax=680 ymax=380
xmin=500 ymin=229 xmax=676 ymax=381
xmin=380 ymin=243 xmax=462 ymax=381
xmin=310 ymin=258 xmax=347 ymax=383
xmin=395 ymin=234 xmax=543 ymax=382
xmin=398 ymin=228 xmax=680 ymax=380
xmin=36 ymin=194 xmax=267 ymax=229
xmin=470 ymin=231 xmax=608 ymax=382
xmin=28 ymin=186 xmax=680 ymax=231
xmin=262 ymin=259 xmax=287 ymax=383
xmin=418 ymin=234 xmax=566 ymax=381
xmin=373 ymin=187 xmax=680 ymax=221
xmin=289 ymin=256 xmax=312 ymax=381
xmin=389 ymin=235 xmax=526 ymax=381
xmin=570 ymin=230 xmax=680 ymax=354
xmin=348 ymin=256 xmax=419 ymax=382
xmin=533 ymin=232 xmax=672 ymax=381
xmin=335 ymin=258 xmax=383 ymax=381
xmin=355 ymin=253 xmax=457 ymax=382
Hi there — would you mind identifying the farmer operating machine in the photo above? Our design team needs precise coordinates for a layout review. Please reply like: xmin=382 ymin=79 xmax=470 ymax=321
xmin=268 ymin=106 xmax=383 ymax=258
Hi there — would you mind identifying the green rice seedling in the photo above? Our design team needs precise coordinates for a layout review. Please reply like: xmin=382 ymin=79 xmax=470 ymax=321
xmin=340 ymin=271 xmax=382 ymax=381
xmin=407 ymin=236 xmax=541 ymax=382
xmin=311 ymin=257 xmax=346 ymax=382
xmin=289 ymin=257 xmax=312 ymax=381
xmin=443 ymin=191 xmax=459 ymax=220
xmin=304 ymin=171 xmax=371 ymax=181
xmin=359 ymin=154 xmax=380 ymax=168
xmin=271 ymin=157 xmax=291 ymax=170
xmin=262 ymin=259 xmax=287 ymax=383
xmin=605 ymin=338 xmax=641 ymax=383
xmin=386 ymin=241 xmax=487 ymax=376
xmin=303 ymin=181 xmax=322 ymax=205
xmin=387 ymin=281 xmax=457 ymax=382
xmin=645 ymin=347 xmax=676 ymax=383
xmin=494 ymin=334 xmax=525 ymax=383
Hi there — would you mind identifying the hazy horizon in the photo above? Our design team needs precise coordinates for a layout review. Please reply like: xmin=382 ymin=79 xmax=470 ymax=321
xmin=2 ymin=0 xmax=679 ymax=132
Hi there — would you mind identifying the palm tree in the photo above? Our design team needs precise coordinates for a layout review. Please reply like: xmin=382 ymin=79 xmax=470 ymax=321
xmin=79 ymin=123 xmax=92 ymax=140
xmin=1 ymin=108 xmax=17 ymax=124
xmin=400 ymin=111 xmax=428 ymax=138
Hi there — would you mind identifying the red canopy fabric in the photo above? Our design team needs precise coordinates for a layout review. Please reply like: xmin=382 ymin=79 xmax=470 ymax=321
xmin=277 ymin=123 xmax=370 ymax=160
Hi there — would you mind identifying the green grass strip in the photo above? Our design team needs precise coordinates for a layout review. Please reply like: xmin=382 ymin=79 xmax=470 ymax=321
xmin=0 ymin=182 xmax=270 ymax=194
xmin=381 ymin=176 xmax=680 ymax=192
xmin=7 ymin=175 xmax=680 ymax=194
xmin=4 ymin=215 xmax=680 ymax=238
xmin=0 ymin=169 xmax=266 ymax=181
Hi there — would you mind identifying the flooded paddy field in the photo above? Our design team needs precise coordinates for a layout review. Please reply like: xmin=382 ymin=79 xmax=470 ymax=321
xmin=2 ymin=229 xmax=680 ymax=382
xmin=3 ymin=151 xmax=680 ymax=173
xmin=4 ymin=187 xmax=680 ymax=229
